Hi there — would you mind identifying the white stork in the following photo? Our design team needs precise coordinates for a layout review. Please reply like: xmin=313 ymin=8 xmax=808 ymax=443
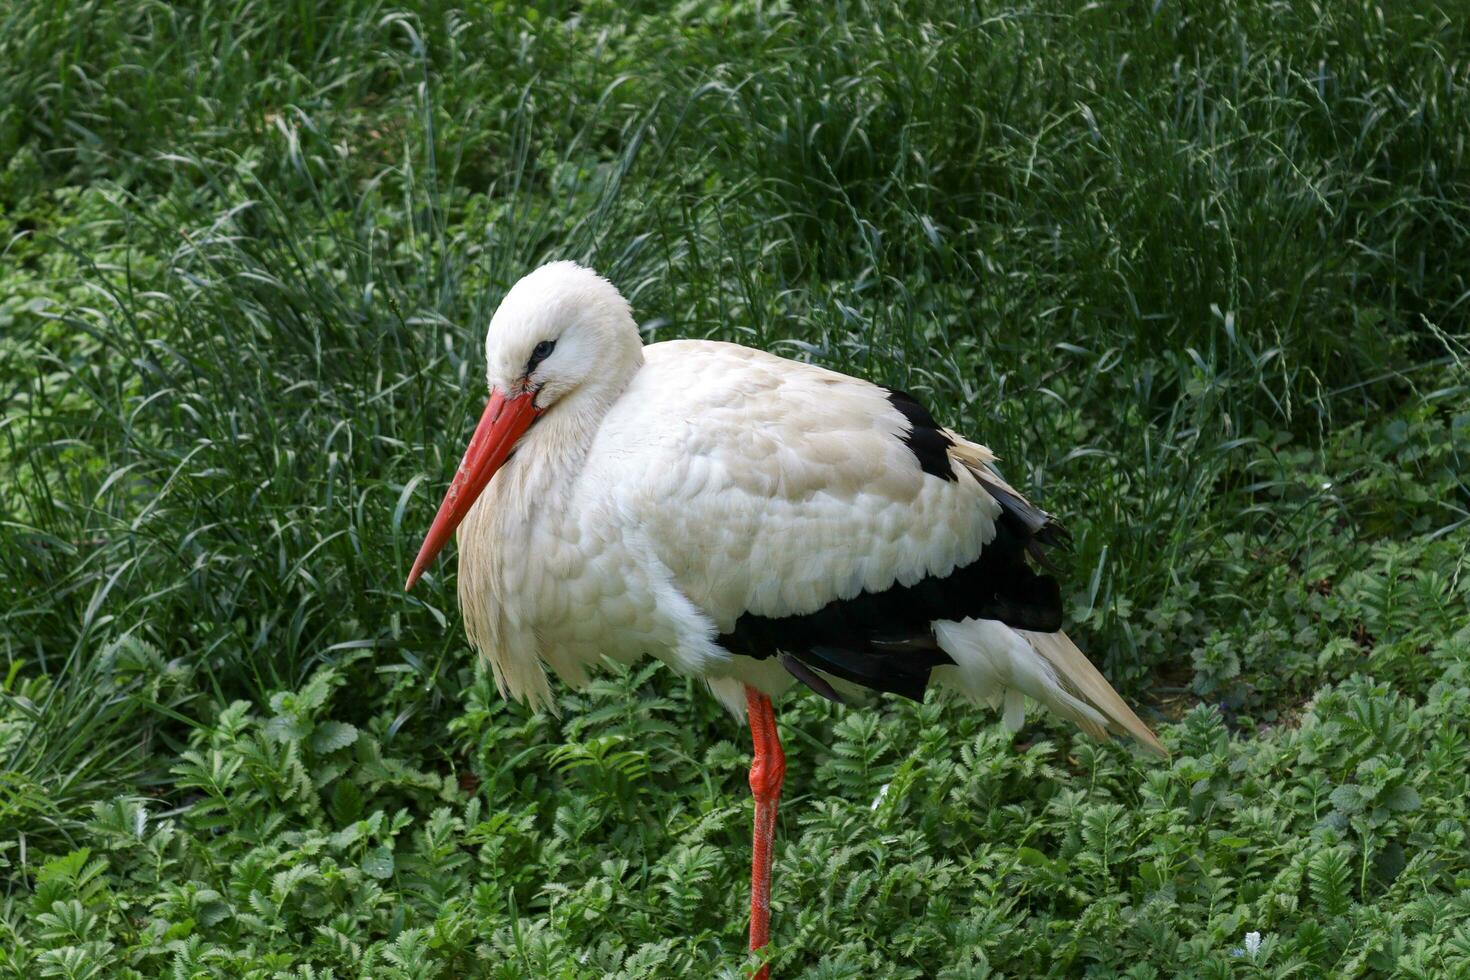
xmin=406 ymin=261 xmax=1164 ymax=977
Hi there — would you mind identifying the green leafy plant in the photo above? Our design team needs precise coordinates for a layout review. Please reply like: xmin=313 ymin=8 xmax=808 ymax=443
xmin=3 ymin=0 xmax=1470 ymax=976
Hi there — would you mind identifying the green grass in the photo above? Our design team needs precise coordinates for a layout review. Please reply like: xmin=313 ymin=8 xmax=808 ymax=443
xmin=3 ymin=0 xmax=1470 ymax=976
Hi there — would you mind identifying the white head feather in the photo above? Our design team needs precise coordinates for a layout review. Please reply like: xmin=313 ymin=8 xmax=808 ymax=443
xmin=484 ymin=261 xmax=644 ymax=414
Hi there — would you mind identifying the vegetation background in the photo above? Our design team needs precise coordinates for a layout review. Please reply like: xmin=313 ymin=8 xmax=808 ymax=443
xmin=3 ymin=1 xmax=1469 ymax=976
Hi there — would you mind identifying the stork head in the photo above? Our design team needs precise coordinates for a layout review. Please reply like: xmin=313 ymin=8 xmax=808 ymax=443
xmin=404 ymin=261 xmax=642 ymax=589
xmin=481 ymin=260 xmax=642 ymax=408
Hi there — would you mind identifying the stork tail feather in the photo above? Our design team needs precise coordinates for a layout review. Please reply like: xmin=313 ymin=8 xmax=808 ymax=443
xmin=932 ymin=620 xmax=1167 ymax=757
xmin=1021 ymin=630 xmax=1168 ymax=757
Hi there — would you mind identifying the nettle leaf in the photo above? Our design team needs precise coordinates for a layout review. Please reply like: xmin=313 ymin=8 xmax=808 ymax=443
xmin=264 ymin=715 xmax=311 ymax=744
xmin=330 ymin=780 xmax=365 ymax=826
xmin=362 ymin=847 xmax=395 ymax=880
xmin=311 ymin=721 xmax=359 ymax=754
xmin=198 ymin=900 xmax=231 ymax=928
xmin=1382 ymin=785 xmax=1421 ymax=813
xmin=329 ymin=822 xmax=365 ymax=849
xmin=1329 ymin=785 xmax=1365 ymax=815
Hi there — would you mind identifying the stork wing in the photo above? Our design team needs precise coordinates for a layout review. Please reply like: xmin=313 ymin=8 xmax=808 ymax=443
xmin=586 ymin=340 xmax=1066 ymax=698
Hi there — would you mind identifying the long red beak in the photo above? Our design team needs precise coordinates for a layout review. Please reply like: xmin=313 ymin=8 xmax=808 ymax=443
xmin=404 ymin=389 xmax=540 ymax=590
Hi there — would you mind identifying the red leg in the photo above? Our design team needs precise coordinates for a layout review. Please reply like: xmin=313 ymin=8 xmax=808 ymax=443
xmin=745 ymin=686 xmax=785 ymax=980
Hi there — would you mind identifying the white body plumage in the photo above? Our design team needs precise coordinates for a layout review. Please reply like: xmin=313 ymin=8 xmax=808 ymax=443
xmin=426 ymin=262 xmax=1160 ymax=753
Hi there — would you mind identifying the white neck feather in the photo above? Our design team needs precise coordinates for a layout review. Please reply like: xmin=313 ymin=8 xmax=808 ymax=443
xmin=518 ymin=338 xmax=644 ymax=495
xmin=456 ymin=338 xmax=644 ymax=708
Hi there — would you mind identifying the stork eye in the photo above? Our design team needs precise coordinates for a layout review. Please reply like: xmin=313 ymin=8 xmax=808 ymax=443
xmin=527 ymin=339 xmax=556 ymax=372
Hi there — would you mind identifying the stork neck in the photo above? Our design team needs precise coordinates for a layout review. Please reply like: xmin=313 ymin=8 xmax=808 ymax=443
xmin=519 ymin=357 xmax=639 ymax=490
